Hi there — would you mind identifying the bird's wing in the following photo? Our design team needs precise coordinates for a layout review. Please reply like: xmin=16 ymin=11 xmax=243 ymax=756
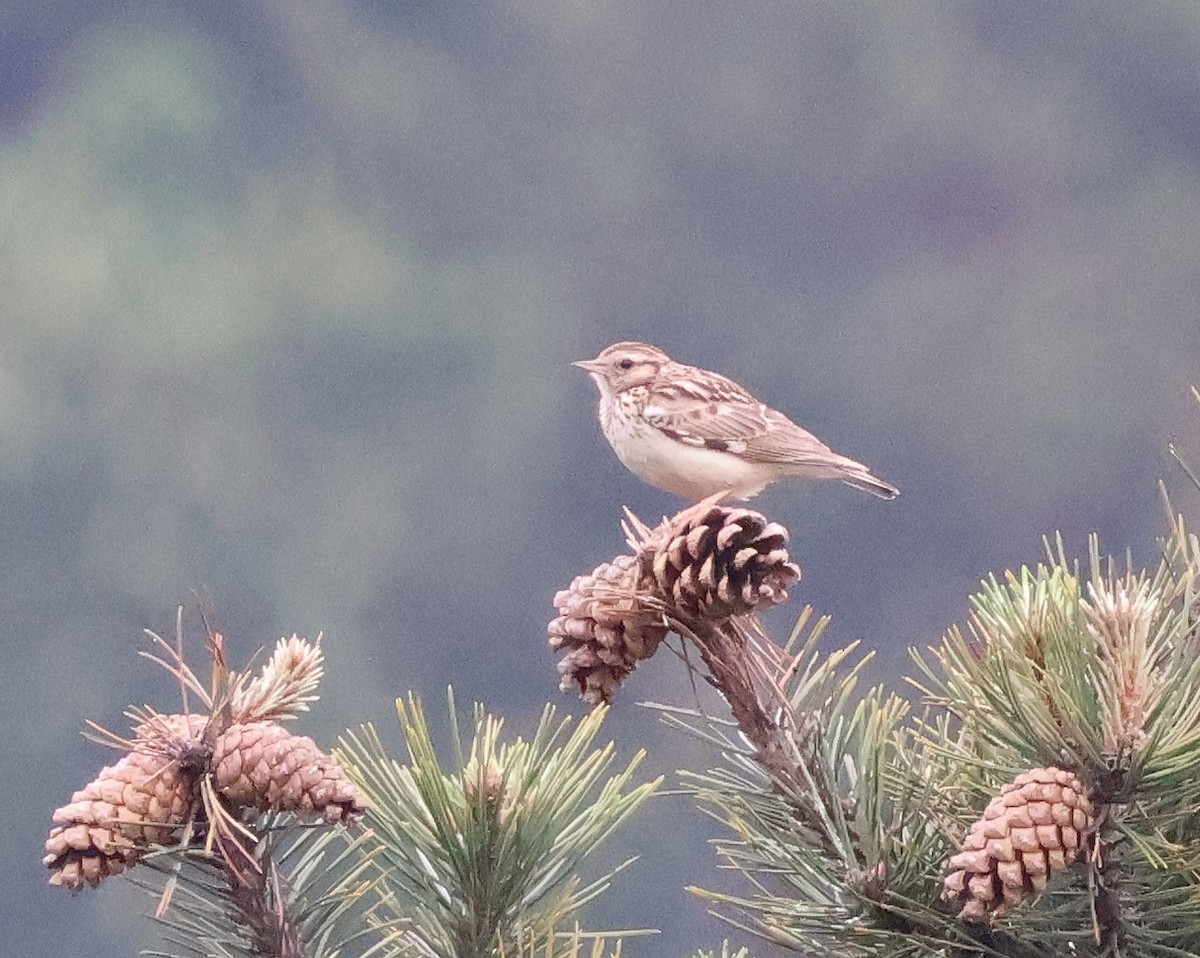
xmin=641 ymin=367 xmax=892 ymax=493
xmin=643 ymin=395 xmax=771 ymax=453
xmin=743 ymin=408 xmax=847 ymax=465
xmin=640 ymin=371 xmax=763 ymax=452
xmin=643 ymin=373 xmax=838 ymax=465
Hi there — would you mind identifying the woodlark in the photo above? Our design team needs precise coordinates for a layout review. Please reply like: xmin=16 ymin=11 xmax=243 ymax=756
xmin=573 ymin=341 xmax=899 ymax=502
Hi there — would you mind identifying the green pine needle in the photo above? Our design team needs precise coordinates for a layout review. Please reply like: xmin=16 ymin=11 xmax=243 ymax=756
xmin=335 ymin=691 xmax=661 ymax=958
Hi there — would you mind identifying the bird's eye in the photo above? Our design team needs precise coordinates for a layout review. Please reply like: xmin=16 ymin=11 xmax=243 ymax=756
xmin=617 ymin=358 xmax=635 ymax=370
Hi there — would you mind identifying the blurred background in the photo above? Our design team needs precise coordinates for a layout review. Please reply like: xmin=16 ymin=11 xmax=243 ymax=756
xmin=7 ymin=2 xmax=1200 ymax=955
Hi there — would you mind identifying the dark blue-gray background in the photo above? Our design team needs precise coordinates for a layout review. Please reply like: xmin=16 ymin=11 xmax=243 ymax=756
xmin=7 ymin=3 xmax=1200 ymax=955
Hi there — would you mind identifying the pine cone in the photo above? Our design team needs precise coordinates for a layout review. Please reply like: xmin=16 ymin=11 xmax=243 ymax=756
xmin=44 ymin=713 xmax=207 ymax=891
xmin=944 ymin=767 xmax=1095 ymax=921
xmin=548 ymin=554 xmax=669 ymax=705
xmin=638 ymin=504 xmax=800 ymax=620
xmin=212 ymin=721 xmax=365 ymax=823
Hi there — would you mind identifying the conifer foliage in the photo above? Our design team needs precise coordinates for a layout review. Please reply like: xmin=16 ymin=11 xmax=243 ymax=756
xmin=45 ymin=407 xmax=1200 ymax=957
xmin=44 ymin=614 xmax=658 ymax=958
xmin=548 ymin=485 xmax=1200 ymax=956
xmin=338 ymin=695 xmax=660 ymax=956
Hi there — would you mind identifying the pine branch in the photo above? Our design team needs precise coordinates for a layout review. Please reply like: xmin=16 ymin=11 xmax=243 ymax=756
xmin=336 ymin=692 xmax=660 ymax=958
xmin=43 ymin=613 xmax=370 ymax=958
xmin=660 ymin=615 xmax=971 ymax=956
xmin=137 ymin=816 xmax=381 ymax=958
xmin=548 ymin=490 xmax=1200 ymax=955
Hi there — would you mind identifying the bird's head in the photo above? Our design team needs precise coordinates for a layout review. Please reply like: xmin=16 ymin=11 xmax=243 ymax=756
xmin=572 ymin=341 xmax=669 ymax=396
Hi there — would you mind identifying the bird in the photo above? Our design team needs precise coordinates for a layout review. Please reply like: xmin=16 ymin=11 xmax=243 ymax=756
xmin=573 ymin=341 xmax=899 ymax=502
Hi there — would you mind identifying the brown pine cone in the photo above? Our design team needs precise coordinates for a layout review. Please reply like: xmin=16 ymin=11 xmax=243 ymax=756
xmin=212 ymin=721 xmax=365 ymax=823
xmin=944 ymin=767 xmax=1095 ymax=922
xmin=548 ymin=554 xmax=669 ymax=705
xmin=638 ymin=504 xmax=800 ymax=620
xmin=44 ymin=714 xmax=207 ymax=891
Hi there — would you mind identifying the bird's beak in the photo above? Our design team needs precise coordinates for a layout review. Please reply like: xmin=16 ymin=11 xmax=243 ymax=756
xmin=571 ymin=359 xmax=602 ymax=373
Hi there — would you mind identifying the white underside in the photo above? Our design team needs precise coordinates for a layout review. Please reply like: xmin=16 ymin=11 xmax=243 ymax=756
xmin=602 ymin=405 xmax=782 ymax=500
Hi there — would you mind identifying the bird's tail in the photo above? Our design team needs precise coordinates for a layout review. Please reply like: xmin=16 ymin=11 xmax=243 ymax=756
xmin=840 ymin=470 xmax=900 ymax=500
